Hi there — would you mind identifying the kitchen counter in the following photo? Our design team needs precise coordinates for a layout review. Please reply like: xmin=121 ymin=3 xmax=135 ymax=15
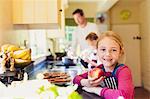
xmin=0 ymin=80 xmax=104 ymax=99
xmin=0 ymin=58 xmax=103 ymax=99
xmin=23 ymin=60 xmax=104 ymax=99
xmin=77 ymin=87 xmax=104 ymax=99
xmin=25 ymin=60 xmax=82 ymax=81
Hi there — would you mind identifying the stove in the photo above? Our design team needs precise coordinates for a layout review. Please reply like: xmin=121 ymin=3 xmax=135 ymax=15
xmin=0 ymin=62 xmax=34 ymax=86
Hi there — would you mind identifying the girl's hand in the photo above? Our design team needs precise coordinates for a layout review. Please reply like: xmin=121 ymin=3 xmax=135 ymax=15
xmin=80 ymin=76 xmax=105 ymax=87
xmin=89 ymin=76 xmax=105 ymax=87
xmin=82 ymin=86 xmax=102 ymax=95
xmin=80 ymin=79 xmax=91 ymax=87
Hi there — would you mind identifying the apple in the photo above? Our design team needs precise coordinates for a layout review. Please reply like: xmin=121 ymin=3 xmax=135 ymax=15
xmin=88 ymin=68 xmax=104 ymax=80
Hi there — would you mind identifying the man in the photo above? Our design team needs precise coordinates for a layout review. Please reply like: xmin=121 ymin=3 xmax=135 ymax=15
xmin=71 ymin=8 xmax=99 ymax=56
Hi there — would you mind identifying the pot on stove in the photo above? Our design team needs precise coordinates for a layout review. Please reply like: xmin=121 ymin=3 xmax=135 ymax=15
xmin=62 ymin=56 xmax=75 ymax=66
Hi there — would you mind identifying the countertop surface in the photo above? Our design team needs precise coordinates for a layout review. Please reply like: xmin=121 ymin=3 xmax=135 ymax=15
xmin=24 ymin=60 xmax=103 ymax=99
xmin=76 ymin=87 xmax=104 ymax=99
xmin=0 ymin=59 xmax=104 ymax=98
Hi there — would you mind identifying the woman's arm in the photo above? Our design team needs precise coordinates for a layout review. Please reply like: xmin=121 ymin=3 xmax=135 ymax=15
xmin=100 ymin=67 xmax=134 ymax=99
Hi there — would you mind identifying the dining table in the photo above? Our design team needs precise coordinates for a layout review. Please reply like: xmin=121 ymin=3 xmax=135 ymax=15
xmin=76 ymin=87 xmax=104 ymax=99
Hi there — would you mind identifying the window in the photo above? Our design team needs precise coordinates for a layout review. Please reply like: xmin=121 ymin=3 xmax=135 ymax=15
xmin=65 ymin=18 xmax=94 ymax=42
xmin=29 ymin=30 xmax=48 ymax=57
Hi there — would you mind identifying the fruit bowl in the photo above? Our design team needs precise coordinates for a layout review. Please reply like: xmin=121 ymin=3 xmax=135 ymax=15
xmin=14 ymin=59 xmax=32 ymax=68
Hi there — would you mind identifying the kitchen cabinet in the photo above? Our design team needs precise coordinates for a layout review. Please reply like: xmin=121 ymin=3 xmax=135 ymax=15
xmin=47 ymin=0 xmax=61 ymax=25
xmin=13 ymin=0 xmax=62 ymax=26
xmin=34 ymin=0 xmax=47 ymax=23
xmin=13 ymin=0 xmax=34 ymax=24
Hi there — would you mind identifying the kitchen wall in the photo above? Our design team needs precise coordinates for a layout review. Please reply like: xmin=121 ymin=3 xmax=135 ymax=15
xmin=110 ymin=1 xmax=150 ymax=91
xmin=139 ymin=0 xmax=150 ymax=91
xmin=109 ymin=2 xmax=140 ymax=25
xmin=0 ymin=0 xmax=47 ymax=57
xmin=0 ymin=0 xmax=14 ymax=45
xmin=0 ymin=0 xmax=28 ymax=47
xmin=12 ymin=25 xmax=29 ymax=47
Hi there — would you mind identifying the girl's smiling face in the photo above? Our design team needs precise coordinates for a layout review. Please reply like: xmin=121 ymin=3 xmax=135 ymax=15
xmin=97 ymin=37 xmax=121 ymax=68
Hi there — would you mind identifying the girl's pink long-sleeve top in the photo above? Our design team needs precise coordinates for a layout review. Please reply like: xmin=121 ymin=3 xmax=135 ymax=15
xmin=73 ymin=64 xmax=134 ymax=99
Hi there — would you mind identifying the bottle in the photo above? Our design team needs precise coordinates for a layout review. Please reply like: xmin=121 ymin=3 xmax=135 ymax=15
xmin=23 ymin=72 xmax=28 ymax=81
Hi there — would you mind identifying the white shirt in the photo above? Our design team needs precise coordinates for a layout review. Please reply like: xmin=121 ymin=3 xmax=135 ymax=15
xmin=87 ymin=49 xmax=101 ymax=70
xmin=72 ymin=22 xmax=99 ymax=55
xmin=80 ymin=48 xmax=102 ymax=70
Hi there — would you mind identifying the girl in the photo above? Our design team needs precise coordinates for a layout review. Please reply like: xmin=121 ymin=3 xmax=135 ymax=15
xmin=73 ymin=31 xmax=134 ymax=99
xmin=84 ymin=32 xmax=101 ymax=69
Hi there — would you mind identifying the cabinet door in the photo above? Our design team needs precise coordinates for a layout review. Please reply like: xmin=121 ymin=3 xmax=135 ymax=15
xmin=13 ymin=0 xmax=62 ymax=25
xmin=47 ymin=0 xmax=58 ymax=23
xmin=34 ymin=0 xmax=47 ymax=23
xmin=22 ymin=0 xmax=34 ymax=24
xmin=13 ymin=0 xmax=34 ymax=24
xmin=13 ymin=0 xmax=23 ymax=24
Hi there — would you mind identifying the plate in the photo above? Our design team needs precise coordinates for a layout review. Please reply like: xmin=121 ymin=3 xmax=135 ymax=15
xmin=43 ymin=71 xmax=72 ymax=86
xmin=52 ymin=82 xmax=71 ymax=86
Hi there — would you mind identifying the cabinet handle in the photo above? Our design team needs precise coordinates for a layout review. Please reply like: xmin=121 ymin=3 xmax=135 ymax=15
xmin=133 ymin=36 xmax=141 ymax=40
xmin=59 ymin=9 xmax=62 ymax=12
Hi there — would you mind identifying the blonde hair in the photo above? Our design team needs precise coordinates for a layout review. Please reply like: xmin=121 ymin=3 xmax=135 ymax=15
xmin=97 ymin=31 xmax=125 ymax=63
